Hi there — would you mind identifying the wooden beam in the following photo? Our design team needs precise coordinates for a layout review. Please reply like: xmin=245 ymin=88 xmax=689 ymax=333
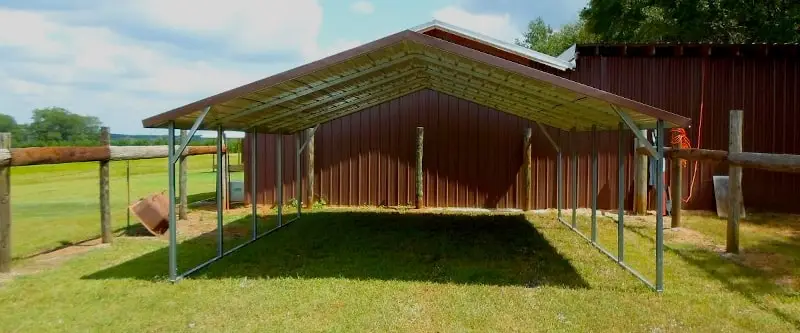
xmin=0 ymin=133 xmax=10 ymax=273
xmin=523 ymin=128 xmax=532 ymax=211
xmin=727 ymin=110 xmax=743 ymax=254
xmin=670 ymin=137 xmax=682 ymax=228
xmin=415 ymin=127 xmax=424 ymax=209
xmin=305 ymin=128 xmax=315 ymax=209
xmin=636 ymin=147 xmax=800 ymax=173
xmin=0 ymin=145 xmax=222 ymax=167
xmin=99 ymin=127 xmax=112 ymax=244
xmin=179 ymin=130 xmax=188 ymax=220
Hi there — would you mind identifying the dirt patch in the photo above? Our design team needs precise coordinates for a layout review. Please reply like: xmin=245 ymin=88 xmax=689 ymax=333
xmin=0 ymin=238 xmax=109 ymax=286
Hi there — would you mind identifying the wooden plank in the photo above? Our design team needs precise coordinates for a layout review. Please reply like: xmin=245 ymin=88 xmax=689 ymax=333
xmin=0 ymin=133 xmax=10 ymax=273
xmin=99 ymin=127 xmax=112 ymax=244
xmin=415 ymin=127 xmax=424 ymax=209
xmin=523 ymin=128 xmax=532 ymax=211
xmin=636 ymin=147 xmax=800 ymax=173
xmin=727 ymin=110 xmax=743 ymax=254
xmin=179 ymin=130 xmax=188 ymax=220
xmin=305 ymin=128 xmax=315 ymax=208
xmin=0 ymin=145 xmax=221 ymax=167
xmin=670 ymin=138 xmax=682 ymax=228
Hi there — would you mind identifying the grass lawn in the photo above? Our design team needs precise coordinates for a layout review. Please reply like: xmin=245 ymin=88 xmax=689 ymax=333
xmin=9 ymin=154 xmax=242 ymax=258
xmin=0 ymin=207 xmax=798 ymax=332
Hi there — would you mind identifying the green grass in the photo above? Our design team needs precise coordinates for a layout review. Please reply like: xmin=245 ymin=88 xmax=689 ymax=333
xmin=1 ymin=208 xmax=798 ymax=332
xmin=9 ymin=154 xmax=242 ymax=258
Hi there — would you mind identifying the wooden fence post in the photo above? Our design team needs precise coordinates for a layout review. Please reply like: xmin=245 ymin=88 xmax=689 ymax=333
xmin=670 ymin=135 xmax=683 ymax=228
xmin=523 ymin=128 xmax=532 ymax=211
xmin=305 ymin=129 xmax=315 ymax=208
xmin=0 ymin=133 xmax=11 ymax=272
xmin=415 ymin=127 xmax=424 ymax=209
xmin=634 ymin=130 xmax=649 ymax=215
xmin=727 ymin=110 xmax=743 ymax=254
xmin=179 ymin=130 xmax=188 ymax=219
xmin=99 ymin=127 xmax=112 ymax=244
xmin=221 ymin=133 xmax=230 ymax=210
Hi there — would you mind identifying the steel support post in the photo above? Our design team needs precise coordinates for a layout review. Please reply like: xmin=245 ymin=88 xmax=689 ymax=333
xmin=617 ymin=122 xmax=626 ymax=262
xmin=251 ymin=129 xmax=258 ymax=240
xmin=216 ymin=127 xmax=224 ymax=257
xmin=276 ymin=135 xmax=283 ymax=226
xmin=571 ymin=128 xmax=577 ymax=228
xmin=591 ymin=125 xmax=598 ymax=242
xmin=167 ymin=122 xmax=177 ymax=281
xmin=655 ymin=119 xmax=665 ymax=292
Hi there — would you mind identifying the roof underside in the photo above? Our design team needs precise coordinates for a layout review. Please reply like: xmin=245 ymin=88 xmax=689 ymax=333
xmin=142 ymin=30 xmax=690 ymax=133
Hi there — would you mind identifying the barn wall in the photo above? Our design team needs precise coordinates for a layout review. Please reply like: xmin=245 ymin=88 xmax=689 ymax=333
xmin=565 ymin=53 xmax=800 ymax=213
xmin=245 ymin=51 xmax=800 ymax=213
xmin=244 ymin=88 xmax=633 ymax=210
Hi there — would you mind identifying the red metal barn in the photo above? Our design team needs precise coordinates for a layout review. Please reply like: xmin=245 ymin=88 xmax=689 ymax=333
xmin=244 ymin=30 xmax=800 ymax=213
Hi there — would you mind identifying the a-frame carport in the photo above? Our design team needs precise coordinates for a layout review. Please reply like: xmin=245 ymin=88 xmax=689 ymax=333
xmin=142 ymin=27 xmax=690 ymax=292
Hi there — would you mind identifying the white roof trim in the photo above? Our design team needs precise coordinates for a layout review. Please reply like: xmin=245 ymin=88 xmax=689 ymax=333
xmin=412 ymin=20 xmax=576 ymax=71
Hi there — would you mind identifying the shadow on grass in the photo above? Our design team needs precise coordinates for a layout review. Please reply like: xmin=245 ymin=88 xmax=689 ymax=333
xmin=84 ymin=211 xmax=589 ymax=288
xmin=625 ymin=224 xmax=800 ymax=330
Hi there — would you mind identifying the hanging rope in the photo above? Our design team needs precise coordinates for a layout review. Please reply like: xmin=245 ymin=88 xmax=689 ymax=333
xmin=682 ymin=59 xmax=707 ymax=204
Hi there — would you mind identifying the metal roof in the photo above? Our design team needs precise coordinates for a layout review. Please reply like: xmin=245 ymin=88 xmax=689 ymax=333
xmin=142 ymin=30 xmax=690 ymax=133
xmin=412 ymin=20 xmax=576 ymax=71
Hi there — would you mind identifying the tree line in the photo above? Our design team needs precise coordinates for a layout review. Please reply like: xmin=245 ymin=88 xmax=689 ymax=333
xmin=518 ymin=0 xmax=799 ymax=56
xmin=0 ymin=107 xmax=241 ymax=152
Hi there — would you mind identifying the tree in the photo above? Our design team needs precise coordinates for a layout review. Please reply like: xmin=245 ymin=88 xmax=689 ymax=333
xmin=0 ymin=113 xmax=17 ymax=133
xmin=581 ymin=0 xmax=800 ymax=43
xmin=516 ymin=18 xmax=597 ymax=56
xmin=26 ymin=107 xmax=102 ymax=146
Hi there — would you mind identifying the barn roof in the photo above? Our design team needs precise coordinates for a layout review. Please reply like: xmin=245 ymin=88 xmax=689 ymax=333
xmin=142 ymin=28 xmax=690 ymax=133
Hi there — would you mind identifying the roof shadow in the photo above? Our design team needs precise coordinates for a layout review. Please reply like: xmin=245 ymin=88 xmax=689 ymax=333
xmin=84 ymin=211 xmax=589 ymax=289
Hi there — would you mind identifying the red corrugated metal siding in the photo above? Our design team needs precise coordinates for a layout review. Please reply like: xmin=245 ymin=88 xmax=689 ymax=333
xmin=564 ymin=54 xmax=800 ymax=213
xmin=245 ymin=53 xmax=799 ymax=213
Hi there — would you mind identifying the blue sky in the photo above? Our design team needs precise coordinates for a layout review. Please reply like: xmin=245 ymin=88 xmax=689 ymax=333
xmin=0 ymin=0 xmax=587 ymax=135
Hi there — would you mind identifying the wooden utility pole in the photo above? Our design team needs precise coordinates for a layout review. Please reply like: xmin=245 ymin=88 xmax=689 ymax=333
xmin=178 ymin=130 xmax=188 ymax=220
xmin=0 ymin=133 xmax=11 ymax=272
xmin=221 ymin=133 xmax=230 ymax=210
xmin=522 ymin=128 xmax=532 ymax=211
xmin=415 ymin=127 xmax=424 ymax=209
xmin=99 ymin=127 xmax=112 ymax=244
xmin=727 ymin=110 xmax=743 ymax=254
xmin=670 ymin=136 xmax=683 ymax=228
xmin=305 ymin=129 xmax=315 ymax=208
xmin=634 ymin=130 xmax=649 ymax=215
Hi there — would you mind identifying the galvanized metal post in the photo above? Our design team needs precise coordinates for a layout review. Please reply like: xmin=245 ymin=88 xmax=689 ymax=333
xmin=251 ymin=129 xmax=258 ymax=240
xmin=296 ymin=133 xmax=301 ymax=217
xmin=276 ymin=135 xmax=283 ymax=226
xmin=571 ymin=128 xmax=577 ymax=228
xmin=167 ymin=122 xmax=177 ymax=281
xmin=617 ymin=122 xmax=625 ymax=262
xmin=591 ymin=125 xmax=598 ymax=242
xmin=216 ymin=127 xmax=224 ymax=257
xmin=655 ymin=119 xmax=665 ymax=292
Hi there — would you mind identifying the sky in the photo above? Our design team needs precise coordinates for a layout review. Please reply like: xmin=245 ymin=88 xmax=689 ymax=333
xmin=0 ymin=0 xmax=587 ymax=136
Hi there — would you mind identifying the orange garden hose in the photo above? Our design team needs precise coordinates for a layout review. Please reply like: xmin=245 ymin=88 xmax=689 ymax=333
xmin=675 ymin=59 xmax=707 ymax=204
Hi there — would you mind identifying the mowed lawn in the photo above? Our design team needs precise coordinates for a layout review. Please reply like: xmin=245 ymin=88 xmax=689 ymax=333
xmin=0 ymin=206 xmax=799 ymax=332
xmin=9 ymin=154 xmax=242 ymax=258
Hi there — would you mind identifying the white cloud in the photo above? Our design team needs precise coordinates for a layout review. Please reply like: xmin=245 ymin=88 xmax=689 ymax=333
xmin=0 ymin=1 xmax=356 ymax=134
xmin=432 ymin=6 xmax=520 ymax=43
xmin=350 ymin=1 xmax=375 ymax=15
xmin=129 ymin=0 xmax=324 ymax=59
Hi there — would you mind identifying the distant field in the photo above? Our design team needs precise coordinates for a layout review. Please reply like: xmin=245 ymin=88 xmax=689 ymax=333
xmin=10 ymin=154 xmax=242 ymax=258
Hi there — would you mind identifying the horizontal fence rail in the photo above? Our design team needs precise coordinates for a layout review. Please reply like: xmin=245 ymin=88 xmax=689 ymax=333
xmin=0 ymin=145 xmax=224 ymax=167
xmin=636 ymin=147 xmax=800 ymax=174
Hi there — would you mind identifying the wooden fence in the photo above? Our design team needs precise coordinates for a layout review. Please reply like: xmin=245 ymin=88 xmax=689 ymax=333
xmin=0 ymin=128 xmax=224 ymax=273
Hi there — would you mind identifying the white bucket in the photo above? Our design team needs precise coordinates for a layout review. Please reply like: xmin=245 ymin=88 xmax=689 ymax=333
xmin=229 ymin=181 xmax=244 ymax=203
